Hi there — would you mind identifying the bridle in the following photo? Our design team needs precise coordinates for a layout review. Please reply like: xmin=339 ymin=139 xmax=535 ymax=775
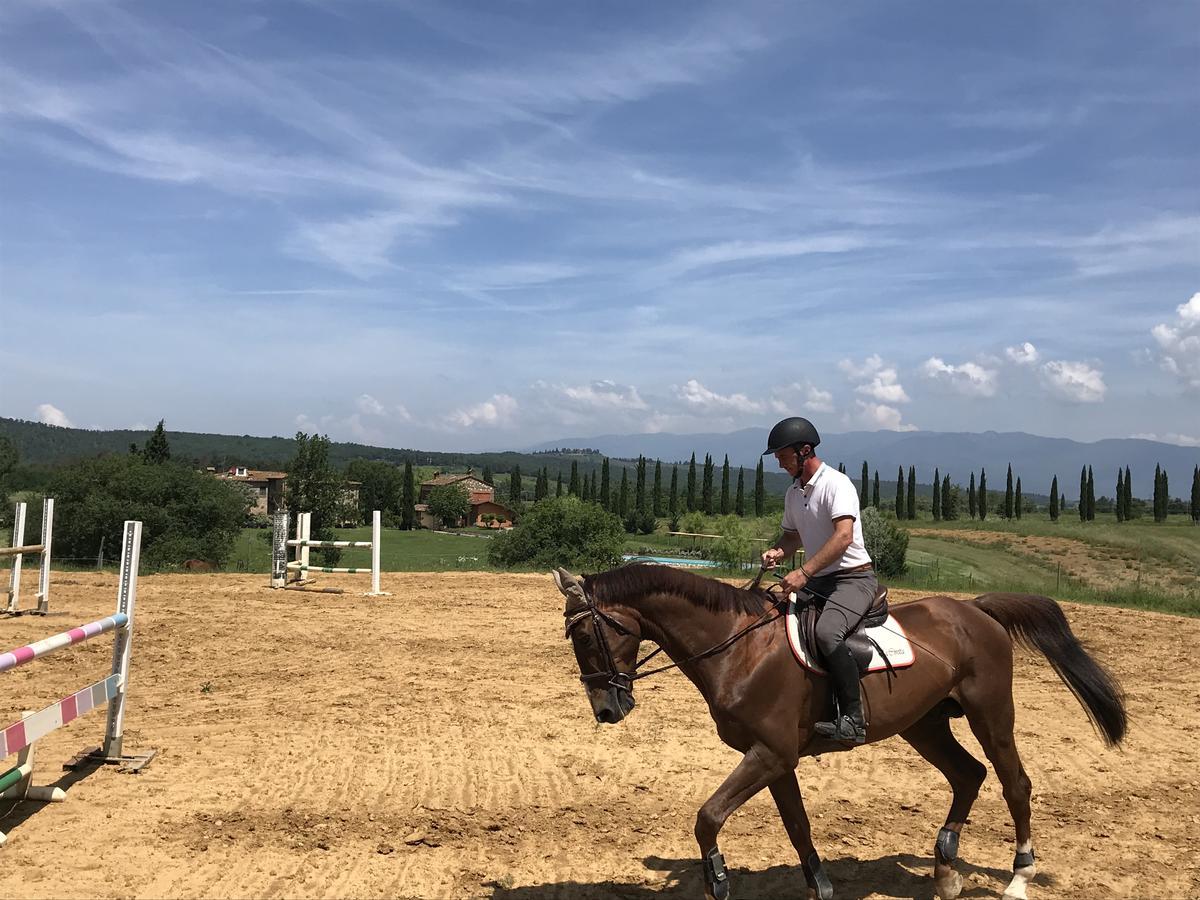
xmin=564 ymin=582 xmax=787 ymax=693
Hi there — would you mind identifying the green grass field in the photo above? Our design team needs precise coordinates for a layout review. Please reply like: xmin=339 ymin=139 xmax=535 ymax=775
xmin=9 ymin=510 xmax=1197 ymax=617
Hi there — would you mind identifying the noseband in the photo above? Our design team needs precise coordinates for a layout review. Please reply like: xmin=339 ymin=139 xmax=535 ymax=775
xmin=564 ymin=599 xmax=637 ymax=693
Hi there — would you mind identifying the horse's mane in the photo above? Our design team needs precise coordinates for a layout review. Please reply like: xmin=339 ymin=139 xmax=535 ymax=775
xmin=584 ymin=564 xmax=769 ymax=616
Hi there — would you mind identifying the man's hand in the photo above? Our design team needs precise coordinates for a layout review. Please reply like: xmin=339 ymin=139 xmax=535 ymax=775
xmin=780 ymin=565 xmax=810 ymax=595
xmin=761 ymin=547 xmax=786 ymax=568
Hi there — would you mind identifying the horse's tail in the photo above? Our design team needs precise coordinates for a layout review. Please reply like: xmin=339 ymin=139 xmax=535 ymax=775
xmin=972 ymin=593 xmax=1127 ymax=747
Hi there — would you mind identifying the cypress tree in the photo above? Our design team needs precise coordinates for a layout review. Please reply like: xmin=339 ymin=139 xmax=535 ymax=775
xmin=509 ymin=465 xmax=522 ymax=505
xmin=1015 ymin=477 xmax=1022 ymax=519
xmin=1086 ymin=466 xmax=1096 ymax=521
xmin=1190 ymin=465 xmax=1199 ymax=524
xmin=582 ymin=470 xmax=591 ymax=502
xmin=860 ymin=461 xmax=869 ymax=507
xmin=872 ymin=471 xmax=880 ymax=509
xmin=1153 ymin=465 xmax=1162 ymax=522
xmin=895 ymin=467 xmax=905 ymax=520
xmin=534 ymin=467 xmax=547 ymax=501
xmin=720 ymin=455 xmax=731 ymax=515
xmin=635 ymin=456 xmax=647 ymax=515
xmin=932 ymin=467 xmax=941 ymax=520
xmin=1160 ymin=467 xmax=1170 ymax=522
xmin=687 ymin=453 xmax=698 ymax=512
xmin=702 ymin=454 xmax=714 ymax=515
xmin=142 ymin=419 xmax=171 ymax=464
xmin=754 ymin=458 xmax=765 ymax=517
xmin=600 ymin=458 xmax=611 ymax=511
xmin=968 ymin=472 xmax=976 ymax=518
xmin=555 ymin=472 xmax=563 ymax=498
xmin=569 ymin=461 xmax=580 ymax=497
xmin=1003 ymin=464 xmax=1013 ymax=519
xmin=942 ymin=474 xmax=954 ymax=519
xmin=618 ymin=469 xmax=630 ymax=518
xmin=400 ymin=461 xmax=416 ymax=530
xmin=838 ymin=462 xmax=846 ymax=474
xmin=735 ymin=468 xmax=745 ymax=517
xmin=1124 ymin=465 xmax=1133 ymax=520
xmin=1061 ymin=492 xmax=1066 ymax=515
xmin=652 ymin=460 xmax=663 ymax=516
xmin=907 ymin=466 xmax=916 ymax=520
xmin=669 ymin=466 xmax=679 ymax=519
xmin=481 ymin=465 xmax=493 ymax=486
xmin=1115 ymin=469 xmax=1124 ymax=522
xmin=1049 ymin=475 xmax=1059 ymax=522
xmin=1191 ymin=464 xmax=1200 ymax=524
xmin=1084 ymin=468 xmax=1094 ymax=525
xmin=590 ymin=471 xmax=599 ymax=502
xmin=979 ymin=469 xmax=988 ymax=520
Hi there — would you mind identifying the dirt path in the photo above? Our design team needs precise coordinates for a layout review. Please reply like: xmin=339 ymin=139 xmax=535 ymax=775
xmin=1 ymin=573 xmax=1196 ymax=898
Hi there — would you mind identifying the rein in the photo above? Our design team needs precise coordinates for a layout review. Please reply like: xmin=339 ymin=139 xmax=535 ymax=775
xmin=565 ymin=585 xmax=787 ymax=690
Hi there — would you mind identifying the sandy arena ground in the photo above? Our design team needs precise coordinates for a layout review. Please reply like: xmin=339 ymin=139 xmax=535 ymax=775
xmin=1 ymin=571 xmax=1197 ymax=899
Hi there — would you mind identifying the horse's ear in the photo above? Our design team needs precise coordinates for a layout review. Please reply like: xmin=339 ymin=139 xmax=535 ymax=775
xmin=553 ymin=567 xmax=587 ymax=604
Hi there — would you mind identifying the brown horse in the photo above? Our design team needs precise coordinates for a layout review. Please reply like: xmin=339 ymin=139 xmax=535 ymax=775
xmin=554 ymin=564 xmax=1126 ymax=900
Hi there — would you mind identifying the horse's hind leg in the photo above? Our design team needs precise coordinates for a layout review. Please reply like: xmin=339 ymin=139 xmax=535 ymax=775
xmin=769 ymin=771 xmax=833 ymax=900
xmin=901 ymin=711 xmax=987 ymax=900
xmin=959 ymin=675 xmax=1036 ymax=899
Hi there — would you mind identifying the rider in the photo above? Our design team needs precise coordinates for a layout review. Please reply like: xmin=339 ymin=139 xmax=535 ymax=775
xmin=760 ymin=416 xmax=876 ymax=745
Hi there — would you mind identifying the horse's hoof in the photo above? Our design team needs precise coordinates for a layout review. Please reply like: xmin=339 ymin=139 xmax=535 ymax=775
xmin=934 ymin=869 xmax=962 ymax=900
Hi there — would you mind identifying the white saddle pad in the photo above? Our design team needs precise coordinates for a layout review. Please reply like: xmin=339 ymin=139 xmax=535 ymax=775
xmin=785 ymin=594 xmax=916 ymax=674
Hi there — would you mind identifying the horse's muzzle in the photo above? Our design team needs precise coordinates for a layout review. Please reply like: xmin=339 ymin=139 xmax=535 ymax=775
xmin=594 ymin=685 xmax=635 ymax=724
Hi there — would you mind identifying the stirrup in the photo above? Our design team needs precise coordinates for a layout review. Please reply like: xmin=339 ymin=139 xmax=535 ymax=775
xmin=814 ymin=715 xmax=866 ymax=745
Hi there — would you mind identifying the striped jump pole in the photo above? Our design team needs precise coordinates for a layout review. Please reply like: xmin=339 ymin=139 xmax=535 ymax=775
xmin=4 ymin=498 xmax=55 ymax=616
xmin=272 ymin=510 xmax=387 ymax=596
xmin=0 ymin=520 xmax=155 ymax=846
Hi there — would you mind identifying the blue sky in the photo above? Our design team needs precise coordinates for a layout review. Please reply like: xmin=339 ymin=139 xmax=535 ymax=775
xmin=1 ymin=1 xmax=1197 ymax=451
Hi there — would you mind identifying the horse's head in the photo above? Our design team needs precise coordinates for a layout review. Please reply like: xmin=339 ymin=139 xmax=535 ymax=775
xmin=554 ymin=567 xmax=640 ymax=724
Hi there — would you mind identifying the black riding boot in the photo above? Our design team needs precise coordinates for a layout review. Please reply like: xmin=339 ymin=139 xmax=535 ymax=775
xmin=814 ymin=641 xmax=867 ymax=745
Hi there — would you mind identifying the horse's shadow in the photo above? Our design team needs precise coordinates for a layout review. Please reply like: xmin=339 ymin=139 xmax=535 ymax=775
xmin=488 ymin=852 xmax=1047 ymax=899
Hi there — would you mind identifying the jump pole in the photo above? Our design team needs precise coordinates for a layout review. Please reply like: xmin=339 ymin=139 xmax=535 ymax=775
xmin=272 ymin=510 xmax=387 ymax=596
xmin=0 ymin=520 xmax=155 ymax=846
xmin=4 ymin=499 xmax=55 ymax=616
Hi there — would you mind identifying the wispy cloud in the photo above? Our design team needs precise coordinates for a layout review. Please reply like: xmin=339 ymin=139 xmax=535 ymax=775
xmin=446 ymin=394 xmax=519 ymax=429
xmin=1040 ymin=360 xmax=1107 ymax=403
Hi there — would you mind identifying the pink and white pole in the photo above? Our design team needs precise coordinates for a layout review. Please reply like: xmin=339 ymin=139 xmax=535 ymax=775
xmin=0 ymin=520 xmax=154 ymax=846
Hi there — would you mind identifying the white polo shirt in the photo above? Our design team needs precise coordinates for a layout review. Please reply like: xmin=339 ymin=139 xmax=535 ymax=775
xmin=781 ymin=462 xmax=872 ymax=576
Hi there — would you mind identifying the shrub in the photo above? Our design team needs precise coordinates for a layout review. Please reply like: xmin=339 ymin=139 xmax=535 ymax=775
xmin=623 ymin=509 xmax=657 ymax=535
xmin=710 ymin=515 xmax=752 ymax=571
xmin=861 ymin=506 xmax=908 ymax=578
xmin=488 ymin=496 xmax=625 ymax=571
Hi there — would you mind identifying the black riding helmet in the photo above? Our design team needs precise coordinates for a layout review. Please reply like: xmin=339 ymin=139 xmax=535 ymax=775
xmin=762 ymin=417 xmax=821 ymax=455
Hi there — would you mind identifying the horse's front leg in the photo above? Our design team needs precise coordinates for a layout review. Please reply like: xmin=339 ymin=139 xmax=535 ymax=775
xmin=695 ymin=744 xmax=790 ymax=900
xmin=769 ymin=771 xmax=833 ymax=900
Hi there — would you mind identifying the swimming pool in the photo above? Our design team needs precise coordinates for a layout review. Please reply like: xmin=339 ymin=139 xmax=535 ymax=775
xmin=622 ymin=554 xmax=721 ymax=568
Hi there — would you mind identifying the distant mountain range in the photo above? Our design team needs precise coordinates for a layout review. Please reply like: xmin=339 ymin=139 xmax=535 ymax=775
xmin=3 ymin=416 xmax=1194 ymax=502
xmin=528 ymin=428 xmax=1200 ymax=501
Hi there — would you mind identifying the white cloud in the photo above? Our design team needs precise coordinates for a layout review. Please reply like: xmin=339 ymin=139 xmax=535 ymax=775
xmin=770 ymin=381 xmax=834 ymax=415
xmin=559 ymin=380 xmax=648 ymax=411
xmin=855 ymin=400 xmax=918 ymax=432
xmin=1040 ymin=360 xmax=1106 ymax=403
xmin=674 ymin=379 xmax=764 ymax=414
xmin=920 ymin=357 xmax=998 ymax=397
xmin=446 ymin=393 xmax=518 ymax=428
xmin=1005 ymin=342 xmax=1039 ymax=366
xmin=837 ymin=354 xmax=885 ymax=380
xmin=839 ymin=354 xmax=910 ymax=406
xmin=1130 ymin=432 xmax=1200 ymax=447
xmin=1150 ymin=292 xmax=1200 ymax=391
xmin=356 ymin=393 xmax=385 ymax=416
xmin=36 ymin=403 xmax=72 ymax=427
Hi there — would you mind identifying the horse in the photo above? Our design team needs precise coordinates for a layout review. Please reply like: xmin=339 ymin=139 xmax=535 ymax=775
xmin=554 ymin=563 xmax=1126 ymax=900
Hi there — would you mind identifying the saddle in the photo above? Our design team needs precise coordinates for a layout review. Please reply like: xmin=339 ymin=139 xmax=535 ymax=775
xmin=785 ymin=584 xmax=916 ymax=675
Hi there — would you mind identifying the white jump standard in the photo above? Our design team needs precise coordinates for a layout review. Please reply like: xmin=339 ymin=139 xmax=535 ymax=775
xmin=0 ymin=520 xmax=156 ymax=847
xmin=271 ymin=510 xmax=388 ymax=596
xmin=3 ymin=499 xmax=54 ymax=616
